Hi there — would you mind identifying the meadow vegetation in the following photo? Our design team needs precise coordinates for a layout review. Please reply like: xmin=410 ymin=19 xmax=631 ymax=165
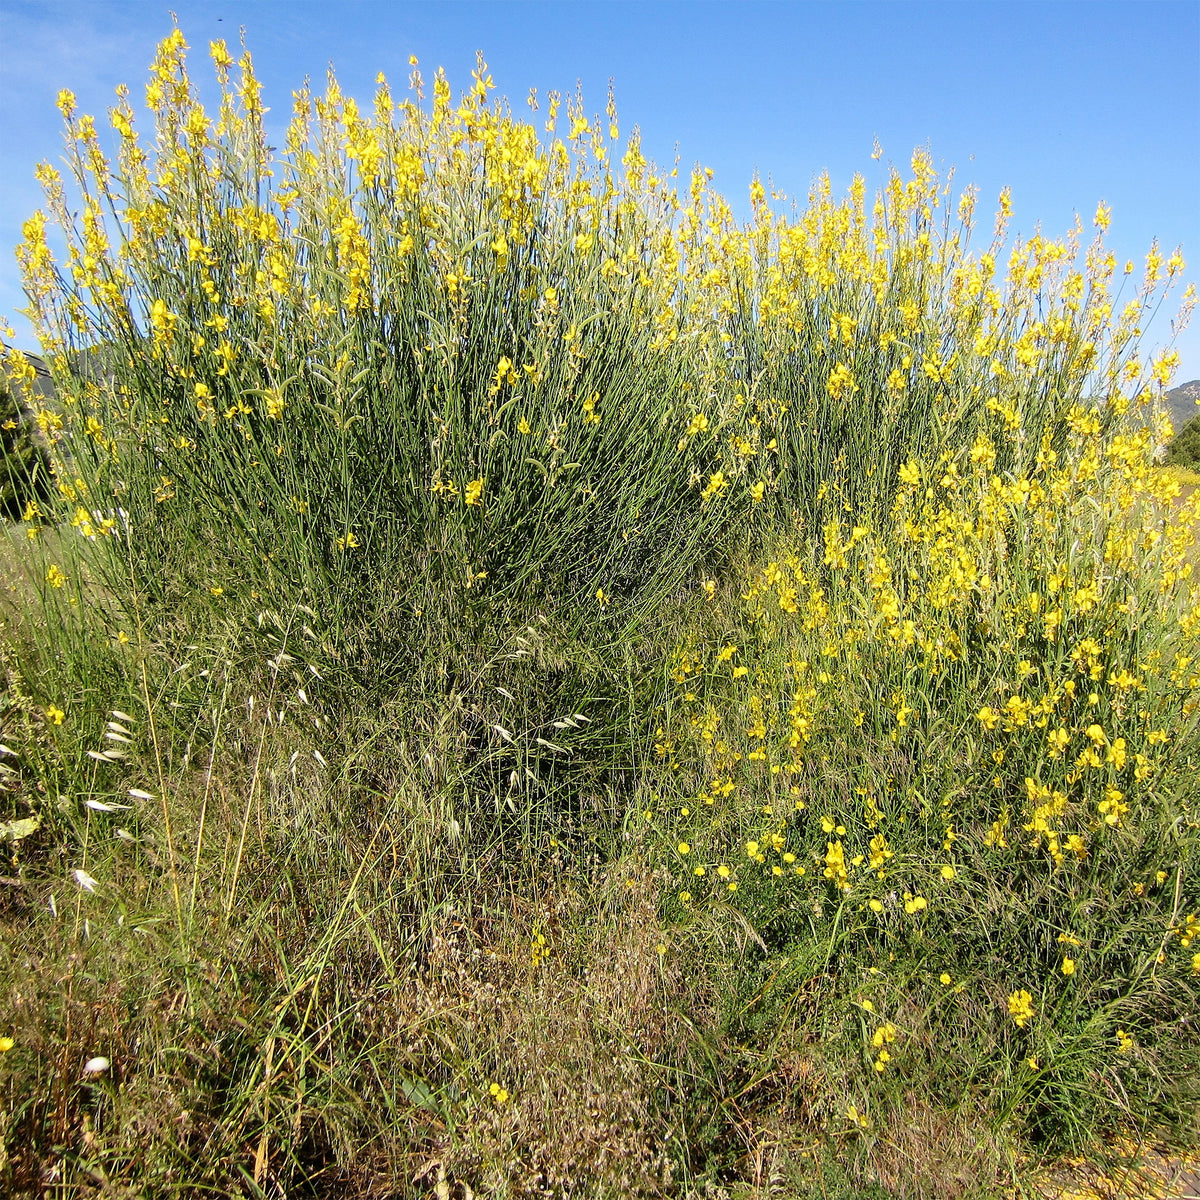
xmin=1 ymin=29 xmax=1198 ymax=1198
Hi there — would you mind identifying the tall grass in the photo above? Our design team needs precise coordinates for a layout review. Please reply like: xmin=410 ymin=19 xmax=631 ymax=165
xmin=1 ymin=27 xmax=1198 ymax=1198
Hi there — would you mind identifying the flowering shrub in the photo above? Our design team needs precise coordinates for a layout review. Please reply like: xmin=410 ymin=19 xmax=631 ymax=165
xmin=4 ymin=26 xmax=1199 ymax=1191
xmin=652 ymin=421 xmax=1200 ymax=1137
xmin=15 ymin=33 xmax=746 ymax=635
xmin=14 ymin=31 xmax=1194 ymax=635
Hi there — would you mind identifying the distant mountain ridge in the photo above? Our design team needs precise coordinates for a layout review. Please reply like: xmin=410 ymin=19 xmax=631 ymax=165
xmin=1167 ymin=379 xmax=1200 ymax=431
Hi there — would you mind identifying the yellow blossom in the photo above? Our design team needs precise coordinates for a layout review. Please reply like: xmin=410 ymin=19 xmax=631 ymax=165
xmin=1007 ymin=989 xmax=1035 ymax=1028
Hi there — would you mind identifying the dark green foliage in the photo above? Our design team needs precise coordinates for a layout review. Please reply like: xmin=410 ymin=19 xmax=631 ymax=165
xmin=1166 ymin=412 xmax=1200 ymax=468
xmin=0 ymin=373 xmax=49 ymax=518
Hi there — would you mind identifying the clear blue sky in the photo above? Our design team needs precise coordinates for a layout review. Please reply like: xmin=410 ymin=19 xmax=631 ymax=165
xmin=2 ymin=0 xmax=1198 ymax=381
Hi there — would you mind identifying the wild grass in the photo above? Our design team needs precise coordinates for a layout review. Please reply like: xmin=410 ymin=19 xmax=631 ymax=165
xmin=1 ymin=27 xmax=1198 ymax=1198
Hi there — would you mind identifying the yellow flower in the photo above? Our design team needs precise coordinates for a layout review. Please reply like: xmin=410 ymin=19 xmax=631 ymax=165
xmin=1097 ymin=786 xmax=1128 ymax=826
xmin=976 ymin=706 xmax=999 ymax=731
xmin=488 ymin=356 xmax=517 ymax=395
xmin=46 ymin=564 xmax=66 ymax=589
xmin=939 ymin=972 xmax=952 ymax=985
xmin=827 ymin=362 xmax=856 ymax=400
xmin=701 ymin=471 xmax=728 ymax=502
xmin=0 ymin=1036 xmax=12 ymax=1052
xmin=1061 ymin=957 xmax=1076 ymax=976
xmin=823 ymin=840 xmax=850 ymax=890
xmin=149 ymin=297 xmax=177 ymax=340
xmin=940 ymin=865 xmax=956 ymax=881
xmin=596 ymin=587 xmax=610 ymax=607
xmin=45 ymin=705 xmax=65 ymax=725
xmin=983 ymin=817 xmax=1008 ymax=849
xmin=1007 ymin=989 xmax=1035 ymax=1028
xmin=1116 ymin=1029 xmax=1133 ymax=1052
xmin=464 ymin=477 xmax=485 ymax=507
xmin=677 ymin=842 xmax=690 ymax=856
xmin=871 ymin=1022 xmax=897 ymax=1048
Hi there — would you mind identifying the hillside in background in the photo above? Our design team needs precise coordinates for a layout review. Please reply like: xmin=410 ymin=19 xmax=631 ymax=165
xmin=1167 ymin=378 xmax=1200 ymax=430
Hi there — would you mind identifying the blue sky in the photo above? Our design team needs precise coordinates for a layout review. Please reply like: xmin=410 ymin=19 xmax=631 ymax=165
xmin=2 ymin=0 xmax=1198 ymax=381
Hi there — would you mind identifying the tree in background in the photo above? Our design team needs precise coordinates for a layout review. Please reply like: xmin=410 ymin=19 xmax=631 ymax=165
xmin=0 ymin=368 xmax=50 ymax=518
xmin=1166 ymin=412 xmax=1200 ymax=468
